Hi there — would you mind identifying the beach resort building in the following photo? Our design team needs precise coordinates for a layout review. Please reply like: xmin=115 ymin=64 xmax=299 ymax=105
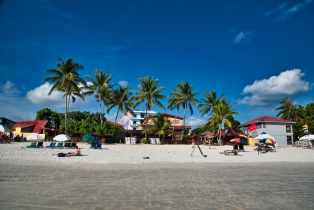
xmin=123 ymin=110 xmax=157 ymax=130
xmin=239 ymin=116 xmax=295 ymax=146
xmin=140 ymin=113 xmax=191 ymax=140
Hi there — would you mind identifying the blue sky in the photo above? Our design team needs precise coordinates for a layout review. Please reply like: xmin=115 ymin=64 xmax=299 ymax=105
xmin=0 ymin=0 xmax=313 ymax=128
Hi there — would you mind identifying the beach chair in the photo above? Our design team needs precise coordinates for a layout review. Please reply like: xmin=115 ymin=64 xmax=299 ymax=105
xmin=150 ymin=138 xmax=156 ymax=144
xmin=90 ymin=142 xmax=97 ymax=149
xmin=64 ymin=142 xmax=71 ymax=148
xmin=35 ymin=142 xmax=44 ymax=148
xmin=96 ymin=142 xmax=102 ymax=149
xmin=26 ymin=142 xmax=37 ymax=148
xmin=155 ymin=138 xmax=160 ymax=145
xmin=56 ymin=142 xmax=63 ymax=148
xmin=70 ymin=142 xmax=76 ymax=148
xmin=46 ymin=142 xmax=56 ymax=148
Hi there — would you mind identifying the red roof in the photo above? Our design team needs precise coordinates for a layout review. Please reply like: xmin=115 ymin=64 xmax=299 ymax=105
xmin=225 ymin=128 xmax=245 ymax=138
xmin=240 ymin=116 xmax=295 ymax=126
xmin=11 ymin=120 xmax=48 ymax=133
xmin=107 ymin=120 xmax=124 ymax=128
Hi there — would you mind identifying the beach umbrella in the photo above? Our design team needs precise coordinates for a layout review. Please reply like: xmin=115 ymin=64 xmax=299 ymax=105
xmin=53 ymin=134 xmax=71 ymax=142
xmin=254 ymin=132 xmax=275 ymax=140
xmin=27 ymin=134 xmax=44 ymax=141
xmin=81 ymin=133 xmax=98 ymax=142
xmin=230 ymin=138 xmax=247 ymax=144
xmin=0 ymin=124 xmax=12 ymax=133
xmin=299 ymin=134 xmax=314 ymax=141
xmin=259 ymin=139 xmax=276 ymax=146
xmin=204 ymin=134 xmax=215 ymax=139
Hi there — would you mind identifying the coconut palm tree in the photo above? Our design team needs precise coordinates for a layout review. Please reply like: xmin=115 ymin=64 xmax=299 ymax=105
xmin=106 ymin=86 xmax=134 ymax=125
xmin=132 ymin=75 xmax=166 ymax=142
xmin=276 ymin=97 xmax=302 ymax=122
xmin=84 ymin=69 xmax=114 ymax=124
xmin=168 ymin=82 xmax=200 ymax=138
xmin=167 ymin=98 xmax=181 ymax=140
xmin=43 ymin=57 xmax=86 ymax=134
xmin=146 ymin=114 xmax=172 ymax=140
xmin=199 ymin=90 xmax=225 ymax=133
xmin=208 ymin=98 xmax=238 ymax=145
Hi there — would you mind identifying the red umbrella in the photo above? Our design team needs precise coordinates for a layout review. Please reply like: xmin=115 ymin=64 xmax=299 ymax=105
xmin=205 ymin=134 xmax=215 ymax=139
xmin=230 ymin=138 xmax=247 ymax=144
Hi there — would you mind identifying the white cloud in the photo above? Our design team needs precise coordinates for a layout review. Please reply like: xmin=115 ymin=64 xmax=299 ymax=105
xmin=230 ymin=30 xmax=254 ymax=44
xmin=185 ymin=116 xmax=203 ymax=128
xmin=266 ymin=0 xmax=313 ymax=21
xmin=238 ymin=69 xmax=312 ymax=106
xmin=1 ymin=81 xmax=20 ymax=96
xmin=118 ymin=80 xmax=128 ymax=87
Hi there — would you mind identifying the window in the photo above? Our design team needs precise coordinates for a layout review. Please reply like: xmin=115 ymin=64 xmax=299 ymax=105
xmin=263 ymin=123 xmax=266 ymax=128
xmin=286 ymin=125 xmax=291 ymax=133
xmin=140 ymin=120 xmax=143 ymax=124
xmin=287 ymin=136 xmax=292 ymax=145
xmin=133 ymin=128 xmax=136 ymax=130
xmin=140 ymin=114 xmax=145 ymax=118
xmin=256 ymin=123 xmax=261 ymax=129
xmin=133 ymin=114 xmax=137 ymax=118
xmin=133 ymin=121 xmax=137 ymax=125
xmin=172 ymin=119 xmax=180 ymax=124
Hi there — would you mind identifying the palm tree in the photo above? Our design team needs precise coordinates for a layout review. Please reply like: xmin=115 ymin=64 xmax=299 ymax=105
xmin=208 ymin=99 xmax=238 ymax=145
xmin=146 ymin=114 xmax=172 ymax=140
xmin=276 ymin=97 xmax=302 ymax=122
xmin=199 ymin=90 xmax=225 ymax=133
xmin=84 ymin=69 xmax=114 ymax=124
xmin=107 ymin=86 xmax=134 ymax=125
xmin=168 ymin=82 xmax=200 ymax=138
xmin=132 ymin=75 xmax=166 ymax=141
xmin=43 ymin=57 xmax=86 ymax=134
xmin=167 ymin=98 xmax=180 ymax=140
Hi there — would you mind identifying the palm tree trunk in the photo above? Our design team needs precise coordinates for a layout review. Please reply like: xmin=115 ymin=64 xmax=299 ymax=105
xmin=65 ymin=94 xmax=68 ymax=135
xmin=99 ymin=94 xmax=103 ymax=124
xmin=145 ymin=105 xmax=148 ymax=143
xmin=114 ymin=110 xmax=120 ymax=125
xmin=172 ymin=109 xmax=177 ymax=141
xmin=183 ymin=103 xmax=186 ymax=140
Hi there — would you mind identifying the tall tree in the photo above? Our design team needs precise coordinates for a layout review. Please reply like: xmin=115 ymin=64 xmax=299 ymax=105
xmin=43 ymin=57 xmax=86 ymax=134
xmin=132 ymin=75 xmax=166 ymax=141
xmin=208 ymin=98 xmax=238 ymax=145
xmin=146 ymin=114 xmax=172 ymax=140
xmin=107 ymin=86 xmax=134 ymax=125
xmin=84 ymin=69 xmax=114 ymax=124
xmin=168 ymin=82 xmax=200 ymax=138
xmin=276 ymin=97 xmax=302 ymax=122
xmin=199 ymin=90 xmax=225 ymax=133
xmin=167 ymin=97 xmax=180 ymax=140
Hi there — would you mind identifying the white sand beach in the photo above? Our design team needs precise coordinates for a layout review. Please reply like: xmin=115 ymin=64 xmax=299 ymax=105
xmin=0 ymin=142 xmax=313 ymax=165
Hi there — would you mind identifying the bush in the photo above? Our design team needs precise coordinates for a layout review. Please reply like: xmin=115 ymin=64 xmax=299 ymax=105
xmin=141 ymin=138 xmax=148 ymax=144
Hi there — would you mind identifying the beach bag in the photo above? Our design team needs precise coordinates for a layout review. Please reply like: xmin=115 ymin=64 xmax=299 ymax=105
xmin=58 ymin=153 xmax=65 ymax=157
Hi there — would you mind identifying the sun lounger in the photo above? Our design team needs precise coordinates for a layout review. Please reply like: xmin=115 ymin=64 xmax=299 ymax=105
xmin=96 ymin=142 xmax=102 ymax=149
xmin=70 ymin=142 xmax=77 ymax=148
xmin=150 ymin=138 xmax=156 ymax=144
xmin=90 ymin=142 xmax=97 ymax=149
xmin=224 ymin=150 xmax=239 ymax=156
xmin=46 ymin=142 xmax=56 ymax=148
xmin=155 ymin=138 xmax=160 ymax=144
xmin=56 ymin=142 xmax=63 ymax=148
xmin=35 ymin=142 xmax=44 ymax=148
xmin=64 ymin=142 xmax=71 ymax=148
xmin=26 ymin=142 xmax=37 ymax=148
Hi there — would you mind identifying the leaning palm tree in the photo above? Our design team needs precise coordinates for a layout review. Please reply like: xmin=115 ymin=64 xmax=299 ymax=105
xmin=43 ymin=57 xmax=86 ymax=134
xmin=132 ymin=75 xmax=166 ymax=142
xmin=276 ymin=97 xmax=302 ymax=122
xmin=107 ymin=86 xmax=134 ymax=125
xmin=84 ymin=69 xmax=114 ymax=124
xmin=168 ymin=82 xmax=200 ymax=138
xmin=146 ymin=114 xmax=172 ymax=140
xmin=208 ymin=98 xmax=238 ymax=145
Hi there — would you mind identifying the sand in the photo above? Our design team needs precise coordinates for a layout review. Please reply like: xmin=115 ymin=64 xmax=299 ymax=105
xmin=0 ymin=142 xmax=313 ymax=165
xmin=1 ymin=143 xmax=314 ymax=209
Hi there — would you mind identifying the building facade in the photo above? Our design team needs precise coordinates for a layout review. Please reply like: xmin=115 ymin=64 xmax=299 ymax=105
xmin=239 ymin=116 xmax=295 ymax=146
xmin=124 ymin=110 xmax=157 ymax=130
